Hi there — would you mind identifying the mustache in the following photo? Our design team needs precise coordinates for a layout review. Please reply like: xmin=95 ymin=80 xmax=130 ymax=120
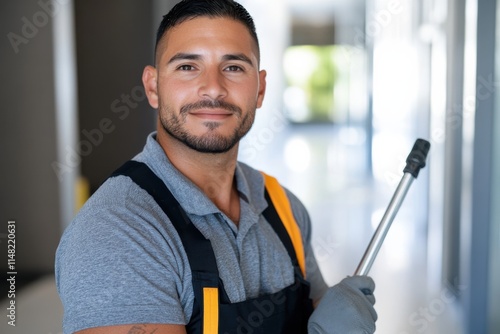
xmin=180 ymin=100 xmax=242 ymax=115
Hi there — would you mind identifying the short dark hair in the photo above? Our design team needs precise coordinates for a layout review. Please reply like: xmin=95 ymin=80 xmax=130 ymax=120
xmin=155 ymin=0 xmax=260 ymax=62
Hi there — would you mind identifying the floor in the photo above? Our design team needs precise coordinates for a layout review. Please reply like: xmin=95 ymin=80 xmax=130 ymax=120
xmin=0 ymin=122 xmax=465 ymax=333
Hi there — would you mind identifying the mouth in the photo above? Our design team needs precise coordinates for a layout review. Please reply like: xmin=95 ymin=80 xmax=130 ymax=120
xmin=181 ymin=100 xmax=241 ymax=121
xmin=189 ymin=109 xmax=234 ymax=121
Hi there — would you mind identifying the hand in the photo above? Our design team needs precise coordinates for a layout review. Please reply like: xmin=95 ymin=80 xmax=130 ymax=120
xmin=308 ymin=276 xmax=377 ymax=334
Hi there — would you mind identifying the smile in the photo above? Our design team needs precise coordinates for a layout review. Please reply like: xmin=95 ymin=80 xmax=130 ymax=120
xmin=189 ymin=110 xmax=234 ymax=121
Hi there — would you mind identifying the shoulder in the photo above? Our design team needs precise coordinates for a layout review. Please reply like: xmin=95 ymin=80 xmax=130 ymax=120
xmin=55 ymin=172 xmax=192 ymax=289
xmin=57 ymin=171 xmax=188 ymax=260
xmin=62 ymin=174 xmax=159 ymax=238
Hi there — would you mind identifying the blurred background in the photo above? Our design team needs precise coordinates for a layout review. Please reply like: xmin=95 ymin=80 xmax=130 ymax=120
xmin=0 ymin=0 xmax=499 ymax=333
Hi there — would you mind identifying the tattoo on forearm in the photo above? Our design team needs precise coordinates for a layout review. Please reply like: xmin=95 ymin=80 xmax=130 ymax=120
xmin=128 ymin=325 xmax=158 ymax=334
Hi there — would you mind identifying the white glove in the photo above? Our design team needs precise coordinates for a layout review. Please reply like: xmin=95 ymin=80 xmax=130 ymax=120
xmin=308 ymin=276 xmax=377 ymax=334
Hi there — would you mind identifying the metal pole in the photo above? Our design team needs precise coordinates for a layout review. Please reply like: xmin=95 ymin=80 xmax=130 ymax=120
xmin=355 ymin=173 xmax=414 ymax=276
xmin=354 ymin=139 xmax=431 ymax=276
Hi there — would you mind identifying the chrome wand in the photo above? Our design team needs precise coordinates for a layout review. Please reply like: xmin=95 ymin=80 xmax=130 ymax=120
xmin=354 ymin=139 xmax=431 ymax=276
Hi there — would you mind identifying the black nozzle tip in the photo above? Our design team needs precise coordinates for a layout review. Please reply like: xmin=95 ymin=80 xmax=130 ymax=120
xmin=403 ymin=139 xmax=431 ymax=178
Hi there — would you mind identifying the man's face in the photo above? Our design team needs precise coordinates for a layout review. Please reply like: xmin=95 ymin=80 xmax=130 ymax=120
xmin=144 ymin=17 xmax=267 ymax=154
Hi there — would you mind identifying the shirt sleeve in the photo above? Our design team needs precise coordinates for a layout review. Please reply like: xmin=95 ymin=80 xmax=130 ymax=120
xmin=284 ymin=188 xmax=329 ymax=304
xmin=55 ymin=179 xmax=193 ymax=334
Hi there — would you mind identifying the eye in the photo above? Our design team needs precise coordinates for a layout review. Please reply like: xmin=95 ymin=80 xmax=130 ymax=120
xmin=224 ymin=65 xmax=244 ymax=72
xmin=177 ymin=64 xmax=196 ymax=71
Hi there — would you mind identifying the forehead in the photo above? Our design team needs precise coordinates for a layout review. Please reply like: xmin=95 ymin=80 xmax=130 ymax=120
xmin=157 ymin=17 xmax=259 ymax=65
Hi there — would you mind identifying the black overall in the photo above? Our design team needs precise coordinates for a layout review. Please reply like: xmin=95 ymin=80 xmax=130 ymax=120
xmin=111 ymin=161 xmax=314 ymax=334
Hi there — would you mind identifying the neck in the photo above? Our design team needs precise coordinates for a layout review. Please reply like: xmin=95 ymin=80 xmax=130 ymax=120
xmin=156 ymin=130 xmax=241 ymax=225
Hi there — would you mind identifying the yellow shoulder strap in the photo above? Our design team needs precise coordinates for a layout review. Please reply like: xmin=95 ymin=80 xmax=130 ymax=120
xmin=261 ymin=172 xmax=307 ymax=278
xmin=203 ymin=287 xmax=219 ymax=334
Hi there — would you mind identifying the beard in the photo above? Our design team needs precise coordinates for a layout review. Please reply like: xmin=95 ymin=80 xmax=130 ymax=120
xmin=159 ymin=99 xmax=256 ymax=154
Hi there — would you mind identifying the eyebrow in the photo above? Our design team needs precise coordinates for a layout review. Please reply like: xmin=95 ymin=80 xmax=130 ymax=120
xmin=167 ymin=53 xmax=255 ymax=68
xmin=167 ymin=53 xmax=200 ymax=64
xmin=222 ymin=54 xmax=254 ymax=67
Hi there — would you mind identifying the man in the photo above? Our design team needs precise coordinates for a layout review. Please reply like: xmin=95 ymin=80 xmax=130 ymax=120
xmin=55 ymin=1 xmax=377 ymax=333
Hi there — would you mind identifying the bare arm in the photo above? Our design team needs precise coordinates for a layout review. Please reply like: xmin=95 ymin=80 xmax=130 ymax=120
xmin=76 ymin=324 xmax=187 ymax=334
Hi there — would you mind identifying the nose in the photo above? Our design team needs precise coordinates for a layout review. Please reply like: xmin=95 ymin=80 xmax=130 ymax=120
xmin=198 ymin=67 xmax=228 ymax=100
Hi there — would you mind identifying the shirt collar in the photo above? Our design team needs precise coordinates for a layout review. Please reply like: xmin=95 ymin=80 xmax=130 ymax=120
xmin=133 ymin=132 xmax=268 ymax=217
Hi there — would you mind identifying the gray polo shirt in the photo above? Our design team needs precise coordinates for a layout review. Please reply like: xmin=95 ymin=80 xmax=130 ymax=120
xmin=55 ymin=132 xmax=327 ymax=334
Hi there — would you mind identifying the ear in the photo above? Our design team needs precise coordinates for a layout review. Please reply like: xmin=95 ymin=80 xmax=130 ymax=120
xmin=142 ymin=65 xmax=159 ymax=109
xmin=256 ymin=69 xmax=267 ymax=109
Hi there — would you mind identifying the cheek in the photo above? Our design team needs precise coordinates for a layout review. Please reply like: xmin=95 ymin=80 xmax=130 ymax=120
xmin=159 ymin=81 xmax=192 ymax=107
xmin=232 ymin=81 xmax=259 ymax=102
xmin=242 ymin=79 xmax=262 ymax=103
